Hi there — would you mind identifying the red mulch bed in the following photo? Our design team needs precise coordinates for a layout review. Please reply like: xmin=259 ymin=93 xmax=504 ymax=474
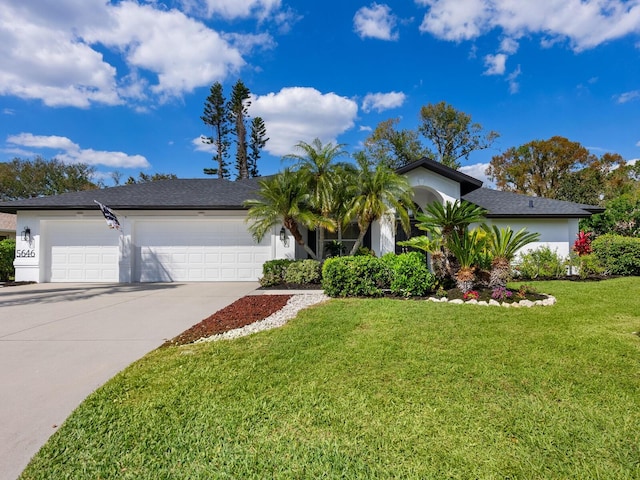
xmin=162 ymin=294 xmax=292 ymax=347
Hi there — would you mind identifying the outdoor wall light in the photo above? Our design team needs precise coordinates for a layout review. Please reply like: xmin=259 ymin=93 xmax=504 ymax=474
xmin=279 ymin=226 xmax=289 ymax=246
xmin=21 ymin=226 xmax=31 ymax=242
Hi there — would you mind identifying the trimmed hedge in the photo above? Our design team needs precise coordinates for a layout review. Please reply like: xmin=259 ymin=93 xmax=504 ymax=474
xmin=283 ymin=260 xmax=321 ymax=285
xmin=322 ymin=252 xmax=435 ymax=298
xmin=592 ymin=234 xmax=640 ymax=276
xmin=322 ymin=256 xmax=389 ymax=297
xmin=259 ymin=259 xmax=294 ymax=287
xmin=0 ymin=238 xmax=16 ymax=282
xmin=388 ymin=251 xmax=435 ymax=297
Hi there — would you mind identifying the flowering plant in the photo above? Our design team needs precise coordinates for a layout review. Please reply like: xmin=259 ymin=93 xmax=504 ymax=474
xmin=463 ymin=290 xmax=479 ymax=300
xmin=573 ymin=231 xmax=592 ymax=256
xmin=491 ymin=286 xmax=513 ymax=301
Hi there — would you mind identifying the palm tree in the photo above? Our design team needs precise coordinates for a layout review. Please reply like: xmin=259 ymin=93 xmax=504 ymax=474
xmin=415 ymin=200 xmax=487 ymax=281
xmin=347 ymin=153 xmax=414 ymax=256
xmin=284 ymin=138 xmax=350 ymax=259
xmin=243 ymin=169 xmax=331 ymax=259
xmin=482 ymin=225 xmax=540 ymax=288
xmin=446 ymin=228 xmax=485 ymax=293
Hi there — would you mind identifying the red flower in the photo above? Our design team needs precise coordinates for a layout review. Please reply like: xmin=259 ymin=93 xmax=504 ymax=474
xmin=573 ymin=231 xmax=592 ymax=256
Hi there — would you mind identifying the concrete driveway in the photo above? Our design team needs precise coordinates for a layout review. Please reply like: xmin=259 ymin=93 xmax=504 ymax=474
xmin=0 ymin=281 xmax=258 ymax=480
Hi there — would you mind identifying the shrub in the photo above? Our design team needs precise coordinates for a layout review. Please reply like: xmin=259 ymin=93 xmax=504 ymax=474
xmin=283 ymin=260 xmax=321 ymax=285
xmin=259 ymin=259 xmax=294 ymax=287
xmin=353 ymin=246 xmax=376 ymax=257
xmin=592 ymin=234 xmax=640 ymax=276
xmin=389 ymin=251 xmax=435 ymax=297
xmin=515 ymin=247 xmax=566 ymax=279
xmin=322 ymin=256 xmax=388 ymax=297
xmin=0 ymin=238 xmax=16 ymax=282
xmin=576 ymin=253 xmax=605 ymax=279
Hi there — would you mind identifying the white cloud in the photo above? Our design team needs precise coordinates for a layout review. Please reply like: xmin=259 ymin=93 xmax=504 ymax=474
xmin=483 ymin=53 xmax=507 ymax=75
xmin=84 ymin=2 xmax=247 ymax=100
xmin=0 ymin=0 xmax=270 ymax=108
xmin=417 ymin=0 xmax=640 ymax=51
xmin=500 ymin=37 xmax=519 ymax=54
xmin=507 ymin=65 xmax=522 ymax=94
xmin=0 ymin=1 xmax=120 ymax=107
xmin=6 ymin=133 xmax=149 ymax=168
xmin=361 ymin=91 xmax=407 ymax=113
xmin=615 ymin=90 xmax=640 ymax=103
xmin=354 ymin=3 xmax=399 ymax=40
xmin=459 ymin=162 xmax=494 ymax=187
xmin=250 ymin=87 xmax=358 ymax=156
xmin=181 ymin=0 xmax=282 ymax=20
xmin=360 ymin=125 xmax=373 ymax=132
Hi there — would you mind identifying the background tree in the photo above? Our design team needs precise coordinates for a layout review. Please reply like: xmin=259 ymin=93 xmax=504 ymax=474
xmin=364 ymin=118 xmax=429 ymax=169
xmin=201 ymin=82 xmax=231 ymax=179
xmin=486 ymin=136 xmax=592 ymax=198
xmin=125 ymin=172 xmax=178 ymax=184
xmin=229 ymin=80 xmax=251 ymax=179
xmin=248 ymin=117 xmax=269 ymax=178
xmin=419 ymin=101 xmax=499 ymax=169
xmin=0 ymin=157 xmax=97 ymax=201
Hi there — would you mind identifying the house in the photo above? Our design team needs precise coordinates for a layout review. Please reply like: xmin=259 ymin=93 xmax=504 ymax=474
xmin=0 ymin=213 xmax=16 ymax=240
xmin=0 ymin=159 xmax=603 ymax=283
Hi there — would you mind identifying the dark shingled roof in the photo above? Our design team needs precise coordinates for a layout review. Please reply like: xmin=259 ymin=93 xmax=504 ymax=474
xmin=396 ymin=158 xmax=483 ymax=195
xmin=0 ymin=178 xmax=263 ymax=213
xmin=0 ymin=173 xmax=604 ymax=219
xmin=462 ymin=188 xmax=605 ymax=218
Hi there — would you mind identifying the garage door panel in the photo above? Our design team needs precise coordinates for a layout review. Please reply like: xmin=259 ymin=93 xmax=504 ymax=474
xmin=47 ymin=223 xmax=119 ymax=282
xmin=135 ymin=219 xmax=270 ymax=282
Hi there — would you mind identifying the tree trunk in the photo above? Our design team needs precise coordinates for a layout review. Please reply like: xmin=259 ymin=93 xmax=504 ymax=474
xmin=349 ymin=222 xmax=369 ymax=256
xmin=285 ymin=219 xmax=317 ymax=260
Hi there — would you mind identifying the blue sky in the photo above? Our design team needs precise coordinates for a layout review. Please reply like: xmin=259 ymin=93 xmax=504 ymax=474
xmin=1 ymin=0 xmax=639 ymax=186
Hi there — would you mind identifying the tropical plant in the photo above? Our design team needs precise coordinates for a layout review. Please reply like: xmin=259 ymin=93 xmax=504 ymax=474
xmin=244 ymin=169 xmax=330 ymax=259
xmin=284 ymin=139 xmax=351 ymax=259
xmin=414 ymin=200 xmax=487 ymax=281
xmin=346 ymin=153 xmax=415 ymax=256
xmin=446 ymin=228 xmax=486 ymax=293
xmin=482 ymin=225 xmax=540 ymax=288
xmin=396 ymin=234 xmax=446 ymax=279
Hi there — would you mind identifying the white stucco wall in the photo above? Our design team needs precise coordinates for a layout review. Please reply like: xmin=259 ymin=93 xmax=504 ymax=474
xmin=483 ymin=218 xmax=579 ymax=259
xmin=404 ymin=168 xmax=460 ymax=205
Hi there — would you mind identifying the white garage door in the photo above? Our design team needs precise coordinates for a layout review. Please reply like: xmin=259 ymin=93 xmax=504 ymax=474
xmin=134 ymin=219 xmax=271 ymax=282
xmin=46 ymin=221 xmax=120 ymax=282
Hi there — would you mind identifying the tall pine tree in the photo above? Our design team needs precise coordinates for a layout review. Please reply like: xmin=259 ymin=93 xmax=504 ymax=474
xmin=201 ymin=82 xmax=230 ymax=178
xmin=228 ymin=80 xmax=251 ymax=179
xmin=248 ymin=117 xmax=269 ymax=177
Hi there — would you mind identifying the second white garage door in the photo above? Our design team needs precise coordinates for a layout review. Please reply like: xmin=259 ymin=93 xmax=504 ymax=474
xmin=134 ymin=219 xmax=271 ymax=282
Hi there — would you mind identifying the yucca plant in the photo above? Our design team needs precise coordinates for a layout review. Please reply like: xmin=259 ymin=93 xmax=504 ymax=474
xmin=446 ymin=228 xmax=486 ymax=293
xmin=482 ymin=225 xmax=541 ymax=288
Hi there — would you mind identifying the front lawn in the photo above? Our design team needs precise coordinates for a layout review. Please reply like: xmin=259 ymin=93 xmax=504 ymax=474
xmin=21 ymin=278 xmax=640 ymax=479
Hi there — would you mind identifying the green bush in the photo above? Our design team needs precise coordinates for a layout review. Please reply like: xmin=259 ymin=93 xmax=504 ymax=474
xmin=576 ymin=253 xmax=605 ymax=279
xmin=0 ymin=238 xmax=16 ymax=282
xmin=283 ymin=260 xmax=321 ymax=285
xmin=322 ymin=256 xmax=388 ymax=297
xmin=259 ymin=259 xmax=294 ymax=287
xmin=592 ymin=234 xmax=640 ymax=276
xmin=515 ymin=247 xmax=566 ymax=279
xmin=389 ymin=251 xmax=435 ymax=297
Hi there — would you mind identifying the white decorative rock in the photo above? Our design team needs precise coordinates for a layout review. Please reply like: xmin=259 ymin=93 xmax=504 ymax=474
xmin=477 ymin=301 xmax=489 ymax=306
xmin=466 ymin=299 xmax=478 ymax=304
xmin=488 ymin=299 xmax=501 ymax=306
xmin=519 ymin=300 xmax=534 ymax=307
xmin=449 ymin=299 xmax=464 ymax=304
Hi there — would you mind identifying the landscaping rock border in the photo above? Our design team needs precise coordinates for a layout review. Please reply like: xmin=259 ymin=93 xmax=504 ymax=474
xmin=426 ymin=294 xmax=556 ymax=307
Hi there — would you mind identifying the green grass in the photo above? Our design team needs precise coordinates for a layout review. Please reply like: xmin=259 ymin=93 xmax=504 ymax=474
xmin=21 ymin=278 xmax=640 ymax=479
